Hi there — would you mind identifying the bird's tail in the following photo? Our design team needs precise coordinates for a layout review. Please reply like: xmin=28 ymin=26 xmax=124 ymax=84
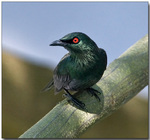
xmin=41 ymin=80 xmax=54 ymax=93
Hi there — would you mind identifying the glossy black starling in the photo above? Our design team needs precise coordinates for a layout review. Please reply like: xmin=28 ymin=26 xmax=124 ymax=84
xmin=42 ymin=32 xmax=107 ymax=109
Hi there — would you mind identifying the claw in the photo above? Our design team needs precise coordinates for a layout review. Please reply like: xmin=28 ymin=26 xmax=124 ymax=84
xmin=63 ymin=89 xmax=85 ymax=110
xmin=86 ymin=88 xmax=101 ymax=101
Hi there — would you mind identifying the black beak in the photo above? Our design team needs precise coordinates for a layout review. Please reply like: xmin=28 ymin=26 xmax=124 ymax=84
xmin=49 ymin=40 xmax=66 ymax=46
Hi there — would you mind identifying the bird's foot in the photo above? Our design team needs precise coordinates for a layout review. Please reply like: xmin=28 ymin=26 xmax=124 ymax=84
xmin=86 ymin=88 xmax=101 ymax=101
xmin=63 ymin=89 xmax=85 ymax=110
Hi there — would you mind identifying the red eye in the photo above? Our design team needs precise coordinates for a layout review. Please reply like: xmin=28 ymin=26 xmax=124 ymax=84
xmin=73 ymin=37 xmax=79 ymax=44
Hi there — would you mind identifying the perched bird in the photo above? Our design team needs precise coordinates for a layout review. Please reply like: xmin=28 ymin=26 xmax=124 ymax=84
xmin=42 ymin=32 xmax=107 ymax=109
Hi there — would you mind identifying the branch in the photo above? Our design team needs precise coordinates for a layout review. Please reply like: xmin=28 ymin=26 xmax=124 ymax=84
xmin=19 ymin=34 xmax=148 ymax=138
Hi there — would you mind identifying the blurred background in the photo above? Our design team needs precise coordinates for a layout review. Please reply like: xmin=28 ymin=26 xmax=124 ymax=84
xmin=2 ymin=2 xmax=148 ymax=138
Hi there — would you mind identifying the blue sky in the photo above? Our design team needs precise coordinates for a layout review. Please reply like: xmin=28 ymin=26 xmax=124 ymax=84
xmin=2 ymin=2 xmax=148 ymax=97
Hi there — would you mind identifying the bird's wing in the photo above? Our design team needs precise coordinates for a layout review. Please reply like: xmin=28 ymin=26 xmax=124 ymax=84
xmin=53 ymin=53 xmax=72 ymax=92
xmin=98 ymin=48 xmax=107 ymax=68
xmin=53 ymin=73 xmax=71 ymax=93
xmin=41 ymin=79 xmax=54 ymax=92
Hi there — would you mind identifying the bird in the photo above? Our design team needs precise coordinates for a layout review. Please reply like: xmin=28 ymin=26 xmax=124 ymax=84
xmin=42 ymin=32 xmax=107 ymax=109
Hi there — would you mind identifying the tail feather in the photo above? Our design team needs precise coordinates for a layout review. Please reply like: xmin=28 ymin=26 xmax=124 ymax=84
xmin=41 ymin=80 xmax=54 ymax=92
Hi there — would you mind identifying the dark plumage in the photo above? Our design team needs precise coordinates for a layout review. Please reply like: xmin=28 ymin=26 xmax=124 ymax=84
xmin=42 ymin=32 xmax=107 ymax=109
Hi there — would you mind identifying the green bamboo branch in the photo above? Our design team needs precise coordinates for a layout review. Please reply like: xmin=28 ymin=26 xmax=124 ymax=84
xmin=19 ymin=34 xmax=148 ymax=138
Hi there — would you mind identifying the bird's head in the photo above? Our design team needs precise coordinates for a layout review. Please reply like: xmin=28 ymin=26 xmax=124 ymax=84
xmin=50 ymin=32 xmax=98 ymax=54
